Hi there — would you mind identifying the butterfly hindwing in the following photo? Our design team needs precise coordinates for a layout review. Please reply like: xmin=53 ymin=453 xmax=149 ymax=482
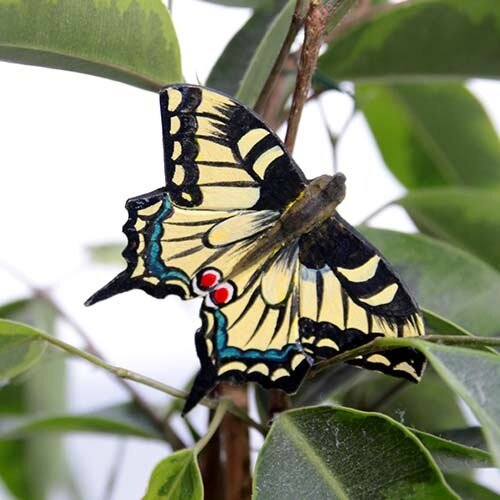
xmin=184 ymin=243 xmax=312 ymax=413
xmin=298 ymin=214 xmax=426 ymax=382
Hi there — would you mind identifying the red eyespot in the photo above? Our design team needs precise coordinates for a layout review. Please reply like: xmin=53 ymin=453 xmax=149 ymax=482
xmin=210 ymin=283 xmax=234 ymax=306
xmin=198 ymin=269 xmax=220 ymax=290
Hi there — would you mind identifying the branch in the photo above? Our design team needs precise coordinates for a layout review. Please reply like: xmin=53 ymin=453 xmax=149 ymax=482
xmin=254 ymin=0 xmax=309 ymax=116
xmin=285 ymin=0 xmax=346 ymax=152
xmin=28 ymin=326 xmax=267 ymax=435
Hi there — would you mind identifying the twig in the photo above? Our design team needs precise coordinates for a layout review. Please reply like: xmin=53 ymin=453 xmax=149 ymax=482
xmin=358 ymin=200 xmax=393 ymax=226
xmin=254 ymin=0 xmax=309 ymax=115
xmin=285 ymin=0 xmax=339 ymax=152
xmin=12 ymin=322 xmax=267 ymax=435
xmin=1 ymin=263 xmax=186 ymax=450
xmin=101 ymin=440 xmax=127 ymax=500
xmin=194 ymin=401 xmax=229 ymax=455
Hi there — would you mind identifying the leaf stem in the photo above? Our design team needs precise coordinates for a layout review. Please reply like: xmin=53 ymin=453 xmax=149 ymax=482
xmin=194 ymin=401 xmax=229 ymax=455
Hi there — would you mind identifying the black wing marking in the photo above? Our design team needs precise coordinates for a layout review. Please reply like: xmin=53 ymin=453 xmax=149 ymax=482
xmin=160 ymin=84 xmax=307 ymax=211
xmin=298 ymin=214 xmax=426 ymax=382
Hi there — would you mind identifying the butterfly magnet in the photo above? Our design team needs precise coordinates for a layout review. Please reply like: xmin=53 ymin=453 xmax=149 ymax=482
xmin=86 ymin=85 xmax=426 ymax=414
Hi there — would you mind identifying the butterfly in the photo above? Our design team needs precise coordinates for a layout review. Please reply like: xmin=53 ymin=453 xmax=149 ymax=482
xmin=86 ymin=84 xmax=426 ymax=414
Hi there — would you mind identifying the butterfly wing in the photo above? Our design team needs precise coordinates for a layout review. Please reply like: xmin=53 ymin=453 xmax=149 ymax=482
xmin=298 ymin=213 xmax=426 ymax=382
xmin=184 ymin=241 xmax=312 ymax=414
xmin=86 ymin=84 xmax=307 ymax=305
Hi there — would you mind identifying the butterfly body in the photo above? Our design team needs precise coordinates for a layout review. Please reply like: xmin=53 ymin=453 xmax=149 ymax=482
xmin=86 ymin=84 xmax=426 ymax=414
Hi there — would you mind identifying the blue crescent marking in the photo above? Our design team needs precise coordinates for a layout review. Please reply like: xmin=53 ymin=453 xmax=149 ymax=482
xmin=146 ymin=195 xmax=190 ymax=284
xmin=213 ymin=310 xmax=298 ymax=362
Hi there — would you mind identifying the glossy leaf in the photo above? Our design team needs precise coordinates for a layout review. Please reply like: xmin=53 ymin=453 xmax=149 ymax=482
xmin=254 ymin=406 xmax=457 ymax=499
xmin=340 ymin=370 xmax=468 ymax=432
xmin=0 ymin=0 xmax=181 ymax=91
xmin=445 ymin=473 xmax=500 ymax=500
xmin=440 ymin=427 xmax=487 ymax=451
xmin=411 ymin=428 xmax=493 ymax=471
xmin=318 ymin=0 xmax=500 ymax=82
xmin=207 ymin=0 xmax=295 ymax=106
xmin=0 ymin=403 xmax=163 ymax=441
xmin=360 ymin=228 xmax=500 ymax=337
xmin=415 ymin=342 xmax=500 ymax=467
xmin=397 ymin=188 xmax=500 ymax=271
xmin=357 ymin=84 xmax=500 ymax=189
xmin=0 ymin=319 xmax=46 ymax=381
xmin=144 ymin=449 xmax=203 ymax=500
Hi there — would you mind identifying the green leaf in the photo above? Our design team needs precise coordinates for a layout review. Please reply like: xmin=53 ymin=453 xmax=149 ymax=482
xmin=254 ymin=406 xmax=457 ymax=499
xmin=0 ymin=403 xmax=163 ymax=441
xmin=318 ymin=0 xmax=500 ymax=82
xmin=411 ymin=428 xmax=494 ymax=471
xmin=0 ymin=0 xmax=181 ymax=91
xmin=414 ymin=342 xmax=500 ymax=468
xmin=357 ymin=84 xmax=500 ymax=189
xmin=87 ymin=242 xmax=123 ymax=265
xmin=207 ymin=0 xmax=295 ymax=106
xmin=445 ymin=473 xmax=500 ymax=500
xmin=439 ymin=427 xmax=487 ymax=451
xmin=396 ymin=188 xmax=500 ymax=271
xmin=0 ymin=319 xmax=46 ymax=382
xmin=360 ymin=228 xmax=500 ymax=337
xmin=423 ymin=309 xmax=496 ymax=354
xmin=144 ymin=449 xmax=203 ymax=500
xmin=341 ymin=370 xmax=468 ymax=433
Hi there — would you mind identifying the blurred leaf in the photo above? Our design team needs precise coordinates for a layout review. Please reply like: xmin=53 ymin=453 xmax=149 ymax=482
xmin=207 ymin=0 xmax=295 ymax=106
xmin=0 ymin=403 xmax=164 ymax=441
xmin=254 ymin=406 xmax=457 ymax=499
xmin=0 ymin=299 xmax=74 ymax=500
xmin=0 ymin=319 xmax=46 ymax=382
xmin=445 ymin=473 xmax=500 ymax=500
xmin=397 ymin=188 xmax=500 ymax=271
xmin=357 ymin=84 xmax=500 ymax=189
xmin=341 ymin=370 xmax=467 ymax=432
xmin=412 ymin=428 xmax=493 ymax=471
xmin=293 ymin=364 xmax=363 ymax=407
xmin=0 ymin=0 xmax=181 ymax=91
xmin=318 ymin=0 xmax=500 ymax=82
xmin=87 ymin=243 xmax=123 ymax=265
xmin=360 ymin=228 xmax=500 ymax=337
xmin=440 ymin=427 xmax=487 ymax=451
xmin=144 ymin=449 xmax=203 ymax=500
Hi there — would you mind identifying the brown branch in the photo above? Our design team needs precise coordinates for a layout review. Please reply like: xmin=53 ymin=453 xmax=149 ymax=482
xmin=219 ymin=384 xmax=252 ymax=500
xmin=254 ymin=0 xmax=309 ymax=116
xmin=285 ymin=0 xmax=335 ymax=152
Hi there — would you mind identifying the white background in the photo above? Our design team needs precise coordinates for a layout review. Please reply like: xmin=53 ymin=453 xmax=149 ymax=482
xmin=0 ymin=1 xmax=499 ymax=498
